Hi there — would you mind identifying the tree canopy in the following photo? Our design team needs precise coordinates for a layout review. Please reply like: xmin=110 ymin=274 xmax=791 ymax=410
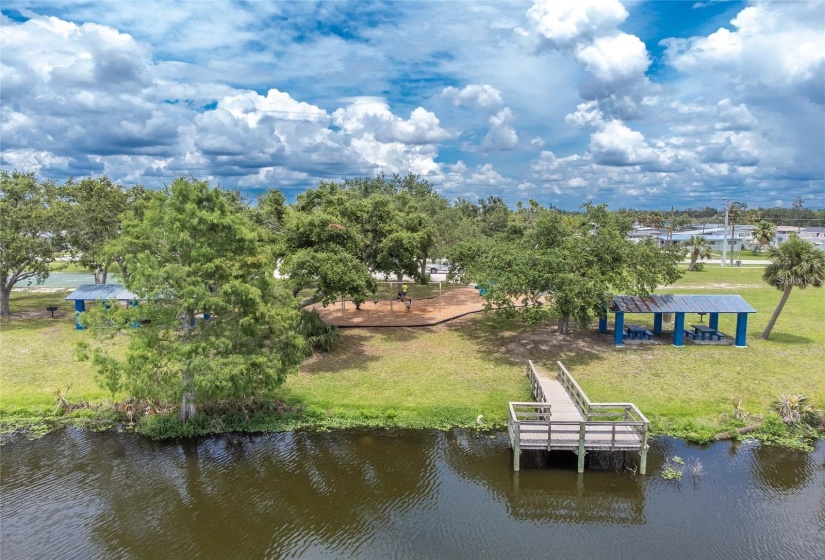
xmin=278 ymin=174 xmax=443 ymax=305
xmin=64 ymin=176 xmax=138 ymax=284
xmin=0 ymin=170 xmax=69 ymax=315
xmin=447 ymin=202 xmax=684 ymax=333
xmin=80 ymin=178 xmax=303 ymax=420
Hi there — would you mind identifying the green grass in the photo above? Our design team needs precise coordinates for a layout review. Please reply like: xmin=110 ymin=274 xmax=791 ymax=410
xmin=2 ymin=267 xmax=823 ymax=440
xmin=566 ymin=266 xmax=824 ymax=431
xmin=707 ymin=250 xmax=768 ymax=261
xmin=275 ymin=324 xmax=527 ymax=428
xmin=48 ymin=261 xmax=91 ymax=273
xmin=0 ymin=290 xmax=123 ymax=416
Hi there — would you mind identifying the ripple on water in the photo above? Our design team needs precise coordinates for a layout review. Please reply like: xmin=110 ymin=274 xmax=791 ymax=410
xmin=1 ymin=431 xmax=824 ymax=559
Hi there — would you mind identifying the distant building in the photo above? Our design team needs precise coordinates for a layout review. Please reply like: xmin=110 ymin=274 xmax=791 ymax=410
xmin=659 ymin=225 xmax=752 ymax=251
xmin=799 ymin=227 xmax=825 ymax=247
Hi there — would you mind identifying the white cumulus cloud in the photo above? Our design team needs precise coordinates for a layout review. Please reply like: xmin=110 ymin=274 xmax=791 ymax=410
xmin=441 ymin=84 xmax=504 ymax=110
xmin=589 ymin=121 xmax=659 ymax=166
xmin=576 ymin=33 xmax=651 ymax=83
xmin=524 ymin=0 xmax=628 ymax=49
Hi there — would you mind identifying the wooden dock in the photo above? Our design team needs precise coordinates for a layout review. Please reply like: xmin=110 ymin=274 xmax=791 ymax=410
xmin=508 ymin=361 xmax=649 ymax=474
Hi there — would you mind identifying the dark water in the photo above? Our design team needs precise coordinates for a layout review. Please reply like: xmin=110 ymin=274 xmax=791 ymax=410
xmin=1 ymin=430 xmax=823 ymax=559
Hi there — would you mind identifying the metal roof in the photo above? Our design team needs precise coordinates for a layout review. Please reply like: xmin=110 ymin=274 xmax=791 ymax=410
xmin=65 ymin=284 xmax=138 ymax=301
xmin=610 ymin=294 xmax=756 ymax=314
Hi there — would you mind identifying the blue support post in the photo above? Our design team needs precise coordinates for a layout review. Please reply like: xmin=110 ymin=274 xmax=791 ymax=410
xmin=598 ymin=311 xmax=607 ymax=333
xmin=203 ymin=312 xmax=211 ymax=320
xmin=709 ymin=313 xmax=719 ymax=330
xmin=614 ymin=312 xmax=625 ymax=346
xmin=673 ymin=312 xmax=685 ymax=347
xmin=653 ymin=313 xmax=663 ymax=334
xmin=130 ymin=299 xmax=139 ymax=328
xmin=74 ymin=300 xmax=86 ymax=330
xmin=735 ymin=313 xmax=748 ymax=348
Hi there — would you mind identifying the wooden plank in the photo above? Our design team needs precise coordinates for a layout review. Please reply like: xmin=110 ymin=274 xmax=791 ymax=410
xmin=512 ymin=361 xmax=649 ymax=463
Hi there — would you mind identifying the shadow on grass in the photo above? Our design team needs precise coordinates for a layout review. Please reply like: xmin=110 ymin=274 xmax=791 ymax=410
xmin=449 ymin=314 xmax=608 ymax=370
xmin=761 ymin=332 xmax=814 ymax=345
xmin=300 ymin=327 xmax=433 ymax=375
xmin=0 ymin=315 xmax=76 ymax=333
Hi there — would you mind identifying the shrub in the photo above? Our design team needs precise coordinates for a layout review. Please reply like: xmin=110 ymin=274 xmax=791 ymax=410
xmin=296 ymin=309 xmax=339 ymax=355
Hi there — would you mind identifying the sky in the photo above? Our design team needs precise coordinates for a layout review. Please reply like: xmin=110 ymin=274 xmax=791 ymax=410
xmin=1 ymin=0 xmax=824 ymax=210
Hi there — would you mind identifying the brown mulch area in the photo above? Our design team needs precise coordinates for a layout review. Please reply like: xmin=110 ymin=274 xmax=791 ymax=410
xmin=314 ymin=286 xmax=487 ymax=327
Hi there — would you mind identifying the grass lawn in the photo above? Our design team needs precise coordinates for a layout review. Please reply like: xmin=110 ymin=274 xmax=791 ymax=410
xmin=2 ymin=267 xmax=823 ymax=438
xmin=279 ymin=265 xmax=824 ymax=433
xmin=0 ymin=290 xmax=124 ymax=416
xmin=565 ymin=266 xmax=824 ymax=432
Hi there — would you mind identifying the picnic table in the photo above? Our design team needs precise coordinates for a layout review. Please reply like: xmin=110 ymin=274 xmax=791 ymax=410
xmin=690 ymin=324 xmax=723 ymax=341
xmin=624 ymin=324 xmax=653 ymax=340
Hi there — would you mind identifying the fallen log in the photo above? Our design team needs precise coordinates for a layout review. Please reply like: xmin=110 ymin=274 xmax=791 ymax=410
xmin=713 ymin=424 xmax=760 ymax=441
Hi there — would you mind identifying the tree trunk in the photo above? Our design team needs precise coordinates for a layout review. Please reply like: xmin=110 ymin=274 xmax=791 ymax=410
xmin=420 ymin=256 xmax=427 ymax=278
xmin=179 ymin=314 xmax=197 ymax=421
xmin=101 ymin=264 xmax=108 ymax=285
xmin=180 ymin=383 xmax=197 ymax=421
xmin=688 ymin=250 xmax=699 ymax=271
xmin=557 ymin=315 xmax=570 ymax=334
xmin=0 ymin=284 xmax=11 ymax=316
xmin=759 ymin=285 xmax=793 ymax=339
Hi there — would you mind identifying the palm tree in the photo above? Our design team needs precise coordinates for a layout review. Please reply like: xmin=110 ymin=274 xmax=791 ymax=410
xmin=759 ymin=236 xmax=825 ymax=339
xmin=752 ymin=221 xmax=776 ymax=252
xmin=685 ymin=235 xmax=712 ymax=271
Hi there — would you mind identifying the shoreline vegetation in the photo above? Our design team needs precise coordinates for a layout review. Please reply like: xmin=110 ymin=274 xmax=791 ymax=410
xmin=1 ymin=266 xmax=823 ymax=449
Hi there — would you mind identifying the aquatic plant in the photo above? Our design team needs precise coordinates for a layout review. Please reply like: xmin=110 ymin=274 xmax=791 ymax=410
xmin=661 ymin=456 xmax=684 ymax=481
xmin=688 ymin=458 xmax=705 ymax=485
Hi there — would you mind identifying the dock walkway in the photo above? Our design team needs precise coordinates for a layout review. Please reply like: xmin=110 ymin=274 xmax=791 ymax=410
xmin=508 ymin=361 xmax=649 ymax=473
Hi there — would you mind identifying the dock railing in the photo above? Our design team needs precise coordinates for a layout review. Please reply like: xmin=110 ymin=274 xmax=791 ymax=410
xmin=525 ymin=361 xmax=546 ymax=403
xmin=510 ymin=361 xmax=650 ymax=473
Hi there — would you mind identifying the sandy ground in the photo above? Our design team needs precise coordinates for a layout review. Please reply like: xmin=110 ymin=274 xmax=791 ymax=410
xmin=314 ymin=286 xmax=487 ymax=327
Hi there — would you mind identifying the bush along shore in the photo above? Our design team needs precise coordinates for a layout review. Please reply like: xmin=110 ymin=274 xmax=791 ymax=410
xmin=2 ymin=394 xmax=821 ymax=452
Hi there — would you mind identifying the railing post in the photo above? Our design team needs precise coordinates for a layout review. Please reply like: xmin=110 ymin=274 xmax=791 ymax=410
xmin=578 ymin=422 xmax=586 ymax=473
xmin=513 ymin=422 xmax=521 ymax=471
xmin=639 ymin=426 xmax=648 ymax=475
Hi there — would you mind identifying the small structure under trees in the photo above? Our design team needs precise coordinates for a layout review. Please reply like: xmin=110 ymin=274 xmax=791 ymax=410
xmin=65 ymin=284 xmax=137 ymax=330
xmin=604 ymin=294 xmax=756 ymax=348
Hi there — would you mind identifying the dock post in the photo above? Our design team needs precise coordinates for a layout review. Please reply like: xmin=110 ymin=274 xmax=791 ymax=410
xmin=513 ymin=422 xmax=521 ymax=471
xmin=577 ymin=422 xmax=586 ymax=473
xmin=639 ymin=428 xmax=649 ymax=475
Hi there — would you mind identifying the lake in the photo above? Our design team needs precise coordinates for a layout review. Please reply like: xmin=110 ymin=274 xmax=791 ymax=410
xmin=1 ymin=429 xmax=823 ymax=559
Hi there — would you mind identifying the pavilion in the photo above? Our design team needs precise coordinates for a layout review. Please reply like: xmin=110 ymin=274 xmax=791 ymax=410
xmin=600 ymin=294 xmax=756 ymax=348
xmin=65 ymin=284 xmax=138 ymax=330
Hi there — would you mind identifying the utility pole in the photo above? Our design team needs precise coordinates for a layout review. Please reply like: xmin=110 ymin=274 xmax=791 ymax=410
xmin=722 ymin=198 xmax=728 ymax=267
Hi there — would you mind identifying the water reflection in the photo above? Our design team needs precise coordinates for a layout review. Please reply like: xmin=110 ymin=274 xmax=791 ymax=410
xmin=750 ymin=444 xmax=814 ymax=493
xmin=441 ymin=430 xmax=646 ymax=525
xmin=1 ymin=430 xmax=824 ymax=559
